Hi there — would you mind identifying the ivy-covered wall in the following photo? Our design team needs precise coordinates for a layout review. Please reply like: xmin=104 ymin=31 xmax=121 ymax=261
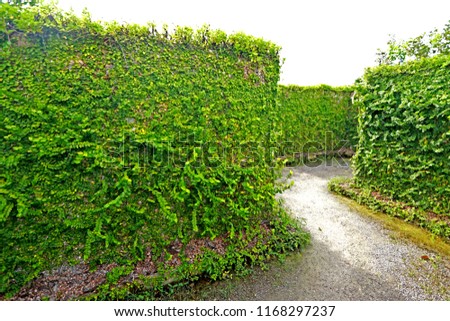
xmin=276 ymin=85 xmax=357 ymax=157
xmin=0 ymin=4 xmax=303 ymax=296
xmin=353 ymin=54 xmax=450 ymax=216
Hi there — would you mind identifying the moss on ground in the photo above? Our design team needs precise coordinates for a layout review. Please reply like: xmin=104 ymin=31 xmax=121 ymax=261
xmin=329 ymin=178 xmax=450 ymax=258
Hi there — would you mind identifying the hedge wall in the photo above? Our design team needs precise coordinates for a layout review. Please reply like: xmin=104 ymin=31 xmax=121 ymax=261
xmin=0 ymin=4 xmax=302 ymax=296
xmin=276 ymin=85 xmax=357 ymax=157
xmin=353 ymin=54 xmax=450 ymax=216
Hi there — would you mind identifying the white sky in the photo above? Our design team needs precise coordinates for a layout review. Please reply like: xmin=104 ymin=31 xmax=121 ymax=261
xmin=56 ymin=0 xmax=450 ymax=86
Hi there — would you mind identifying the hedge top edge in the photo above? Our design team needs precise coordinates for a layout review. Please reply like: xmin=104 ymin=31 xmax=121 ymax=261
xmin=1 ymin=2 xmax=281 ymax=61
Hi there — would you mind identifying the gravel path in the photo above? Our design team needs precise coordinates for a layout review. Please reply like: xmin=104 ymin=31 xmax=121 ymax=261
xmin=191 ymin=162 xmax=450 ymax=301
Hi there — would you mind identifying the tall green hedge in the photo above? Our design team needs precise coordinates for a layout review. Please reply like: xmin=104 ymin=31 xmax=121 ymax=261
xmin=276 ymin=85 xmax=357 ymax=157
xmin=0 ymin=4 xmax=292 ymax=296
xmin=353 ymin=54 xmax=450 ymax=215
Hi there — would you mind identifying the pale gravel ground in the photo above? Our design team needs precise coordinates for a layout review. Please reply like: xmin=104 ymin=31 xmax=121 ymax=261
xmin=188 ymin=161 xmax=450 ymax=301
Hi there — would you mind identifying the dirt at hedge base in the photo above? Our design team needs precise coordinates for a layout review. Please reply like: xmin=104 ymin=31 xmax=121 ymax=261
xmin=9 ymin=222 xmax=274 ymax=301
xmin=176 ymin=161 xmax=450 ymax=301
xmin=10 ymin=235 xmax=229 ymax=301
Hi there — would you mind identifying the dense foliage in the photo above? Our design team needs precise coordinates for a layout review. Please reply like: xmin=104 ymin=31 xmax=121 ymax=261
xmin=353 ymin=55 xmax=450 ymax=220
xmin=0 ymin=4 xmax=309 ymax=297
xmin=276 ymin=85 xmax=357 ymax=158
